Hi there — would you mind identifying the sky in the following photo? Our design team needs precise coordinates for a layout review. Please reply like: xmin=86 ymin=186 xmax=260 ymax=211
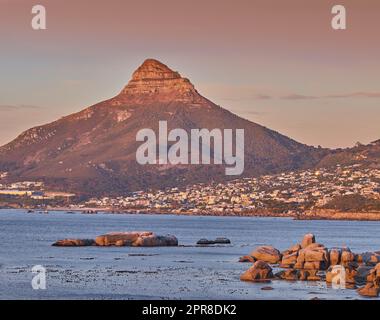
xmin=0 ymin=0 xmax=379 ymax=148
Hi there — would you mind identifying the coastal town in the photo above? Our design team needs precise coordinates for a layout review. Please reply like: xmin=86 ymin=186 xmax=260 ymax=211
xmin=1 ymin=164 xmax=379 ymax=217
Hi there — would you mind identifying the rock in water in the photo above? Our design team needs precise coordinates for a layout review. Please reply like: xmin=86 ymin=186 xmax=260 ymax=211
xmin=250 ymin=246 xmax=282 ymax=264
xmin=197 ymin=238 xmax=231 ymax=245
xmin=214 ymin=237 xmax=231 ymax=244
xmin=361 ymin=252 xmax=380 ymax=266
xmin=95 ymin=231 xmax=152 ymax=246
xmin=95 ymin=231 xmax=178 ymax=247
xmin=52 ymin=239 xmax=95 ymax=247
xmin=354 ymin=266 xmax=373 ymax=286
xmin=239 ymin=255 xmax=256 ymax=263
xmin=133 ymin=234 xmax=178 ymax=247
xmin=240 ymin=260 xmax=274 ymax=282
xmin=357 ymin=283 xmax=380 ymax=297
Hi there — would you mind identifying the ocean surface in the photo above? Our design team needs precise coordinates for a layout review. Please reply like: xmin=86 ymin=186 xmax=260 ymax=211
xmin=0 ymin=209 xmax=379 ymax=300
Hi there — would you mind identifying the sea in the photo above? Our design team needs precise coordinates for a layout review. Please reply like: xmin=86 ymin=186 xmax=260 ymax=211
xmin=0 ymin=209 xmax=379 ymax=300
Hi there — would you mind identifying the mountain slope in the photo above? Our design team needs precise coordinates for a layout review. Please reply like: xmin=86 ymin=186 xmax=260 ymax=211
xmin=0 ymin=59 xmax=327 ymax=195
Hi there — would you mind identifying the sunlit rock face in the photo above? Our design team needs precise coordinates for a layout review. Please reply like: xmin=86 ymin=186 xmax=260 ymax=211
xmin=115 ymin=59 xmax=207 ymax=105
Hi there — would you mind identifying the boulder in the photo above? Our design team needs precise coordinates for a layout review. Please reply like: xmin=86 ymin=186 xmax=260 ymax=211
xmin=366 ymin=263 xmax=380 ymax=283
xmin=95 ymin=231 xmax=151 ymax=246
xmin=341 ymin=249 xmax=355 ymax=267
xmin=275 ymin=269 xmax=299 ymax=281
xmin=304 ymin=247 xmax=328 ymax=262
xmin=275 ymin=269 xmax=321 ymax=281
xmin=280 ymin=252 xmax=298 ymax=268
xmin=344 ymin=265 xmax=358 ymax=284
xmin=300 ymin=269 xmax=321 ymax=281
xmin=304 ymin=261 xmax=326 ymax=270
xmin=295 ymin=245 xmax=329 ymax=270
xmin=301 ymin=233 xmax=316 ymax=249
xmin=240 ymin=260 xmax=273 ymax=282
xmin=250 ymin=246 xmax=282 ymax=264
xmin=329 ymin=248 xmax=341 ymax=266
xmin=357 ymin=283 xmax=380 ymax=297
xmin=355 ymin=253 xmax=363 ymax=264
xmin=52 ymin=239 xmax=95 ymax=247
xmin=281 ymin=244 xmax=301 ymax=256
xmin=361 ymin=252 xmax=380 ymax=266
xmin=133 ymin=234 xmax=178 ymax=247
xmin=239 ymin=255 xmax=256 ymax=263
xmin=305 ymin=243 xmax=325 ymax=250
xmin=95 ymin=232 xmax=178 ymax=247
xmin=354 ymin=266 xmax=373 ymax=286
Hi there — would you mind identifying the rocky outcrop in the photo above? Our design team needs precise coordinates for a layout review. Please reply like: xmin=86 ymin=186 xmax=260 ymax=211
xmin=240 ymin=260 xmax=273 ymax=282
xmin=117 ymin=59 xmax=206 ymax=105
xmin=54 ymin=231 xmax=178 ymax=247
xmin=52 ymin=239 xmax=95 ymax=247
xmin=196 ymin=237 xmax=231 ymax=245
xmin=250 ymin=246 xmax=282 ymax=264
xmin=240 ymin=233 xmax=380 ymax=299
xmin=95 ymin=232 xmax=178 ymax=247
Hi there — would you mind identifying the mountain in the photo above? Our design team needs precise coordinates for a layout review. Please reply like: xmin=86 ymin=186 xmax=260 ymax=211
xmin=0 ymin=59 xmax=327 ymax=195
xmin=316 ymin=139 xmax=380 ymax=169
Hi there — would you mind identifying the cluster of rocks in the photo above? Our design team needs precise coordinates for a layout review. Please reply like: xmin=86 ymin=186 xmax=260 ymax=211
xmin=239 ymin=233 xmax=380 ymax=298
xmin=53 ymin=231 xmax=178 ymax=247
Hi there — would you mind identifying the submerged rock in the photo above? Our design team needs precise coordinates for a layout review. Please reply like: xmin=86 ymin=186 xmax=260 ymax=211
xmin=196 ymin=237 xmax=231 ymax=245
xmin=275 ymin=269 xmax=321 ymax=281
xmin=240 ymin=260 xmax=273 ymax=282
xmin=357 ymin=282 xmax=380 ymax=297
xmin=52 ymin=239 xmax=95 ymax=247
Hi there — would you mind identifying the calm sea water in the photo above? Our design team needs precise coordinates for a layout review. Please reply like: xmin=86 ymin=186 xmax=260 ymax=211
xmin=0 ymin=209 xmax=379 ymax=300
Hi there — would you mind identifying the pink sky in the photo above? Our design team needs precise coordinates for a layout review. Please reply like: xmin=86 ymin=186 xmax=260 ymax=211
xmin=0 ymin=0 xmax=379 ymax=147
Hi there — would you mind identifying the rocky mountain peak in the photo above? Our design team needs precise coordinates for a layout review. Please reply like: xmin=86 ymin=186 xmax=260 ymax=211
xmin=131 ymin=59 xmax=181 ymax=81
xmin=116 ymin=59 xmax=206 ymax=105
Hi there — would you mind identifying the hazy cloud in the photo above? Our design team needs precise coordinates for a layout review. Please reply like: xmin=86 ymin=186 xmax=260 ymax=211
xmin=281 ymin=94 xmax=318 ymax=100
xmin=279 ymin=91 xmax=380 ymax=100
xmin=0 ymin=104 xmax=42 ymax=111
xmin=326 ymin=92 xmax=380 ymax=98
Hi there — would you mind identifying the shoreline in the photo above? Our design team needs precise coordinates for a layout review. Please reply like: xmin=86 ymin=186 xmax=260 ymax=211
xmin=6 ymin=206 xmax=380 ymax=221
